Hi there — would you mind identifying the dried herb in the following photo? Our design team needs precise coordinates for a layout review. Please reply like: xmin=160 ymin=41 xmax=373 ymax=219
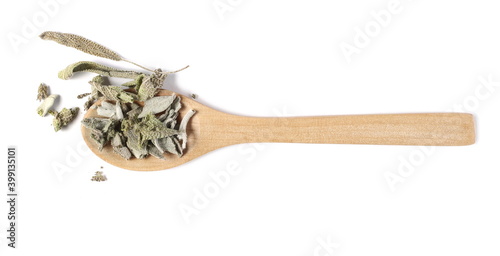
xmin=51 ymin=107 xmax=79 ymax=132
xmin=148 ymin=143 xmax=166 ymax=160
xmin=138 ymin=95 xmax=176 ymax=118
xmin=41 ymin=31 xmax=195 ymax=161
xmin=37 ymin=94 xmax=58 ymax=116
xmin=137 ymin=69 xmax=167 ymax=101
xmin=41 ymin=31 xmax=159 ymax=72
xmin=178 ymin=110 xmax=196 ymax=149
xmin=77 ymin=93 xmax=91 ymax=99
xmin=81 ymin=117 xmax=118 ymax=151
xmin=59 ymin=61 xmax=143 ymax=80
xmin=89 ymin=75 xmax=136 ymax=103
xmin=37 ymin=83 xmax=50 ymax=101
xmin=96 ymin=101 xmax=116 ymax=118
xmin=40 ymin=31 xmax=121 ymax=60
xmin=114 ymin=102 xmax=124 ymax=120
xmin=91 ymin=171 xmax=107 ymax=182
xmin=111 ymin=133 xmax=132 ymax=160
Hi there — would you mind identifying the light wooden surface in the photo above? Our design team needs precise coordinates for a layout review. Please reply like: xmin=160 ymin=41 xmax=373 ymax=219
xmin=82 ymin=89 xmax=476 ymax=171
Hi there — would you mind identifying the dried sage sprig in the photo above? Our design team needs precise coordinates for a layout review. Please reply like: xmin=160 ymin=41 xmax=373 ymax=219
xmin=41 ymin=31 xmax=156 ymax=72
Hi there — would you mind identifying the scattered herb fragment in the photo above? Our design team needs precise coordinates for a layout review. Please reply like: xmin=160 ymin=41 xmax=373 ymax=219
xmin=91 ymin=171 xmax=107 ymax=182
xmin=50 ymin=107 xmax=79 ymax=132
xmin=37 ymin=83 xmax=50 ymax=101
xmin=37 ymin=94 xmax=58 ymax=116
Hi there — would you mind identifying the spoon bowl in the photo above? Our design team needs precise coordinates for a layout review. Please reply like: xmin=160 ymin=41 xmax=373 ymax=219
xmin=82 ymin=89 xmax=476 ymax=171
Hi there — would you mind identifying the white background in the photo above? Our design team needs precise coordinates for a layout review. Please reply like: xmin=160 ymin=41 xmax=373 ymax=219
xmin=1 ymin=0 xmax=499 ymax=255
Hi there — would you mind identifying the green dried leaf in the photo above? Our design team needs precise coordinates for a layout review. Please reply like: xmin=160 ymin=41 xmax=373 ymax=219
xmin=153 ymin=136 xmax=182 ymax=157
xmin=122 ymin=74 xmax=145 ymax=89
xmin=137 ymin=70 xmax=167 ymax=101
xmin=171 ymin=136 xmax=183 ymax=157
xmin=126 ymin=106 xmax=142 ymax=118
xmin=90 ymin=75 xmax=136 ymax=103
xmin=148 ymin=143 xmax=166 ymax=160
xmin=124 ymin=128 xmax=148 ymax=159
xmin=40 ymin=31 xmax=123 ymax=61
xmin=52 ymin=107 xmax=79 ymax=132
xmin=81 ymin=117 xmax=114 ymax=132
xmin=58 ymin=61 xmax=143 ymax=80
xmin=138 ymin=95 xmax=176 ymax=118
xmin=136 ymin=113 xmax=180 ymax=143
xmin=82 ymin=117 xmax=118 ymax=151
xmin=111 ymin=133 xmax=132 ymax=160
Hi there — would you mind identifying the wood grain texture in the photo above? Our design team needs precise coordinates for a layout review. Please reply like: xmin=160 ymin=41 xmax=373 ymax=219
xmin=82 ymin=89 xmax=476 ymax=171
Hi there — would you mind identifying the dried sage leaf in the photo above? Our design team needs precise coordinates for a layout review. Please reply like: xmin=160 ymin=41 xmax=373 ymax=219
xmin=81 ymin=117 xmax=114 ymax=132
xmin=137 ymin=70 xmax=167 ymax=101
xmin=51 ymin=107 xmax=79 ymax=132
xmin=97 ymin=101 xmax=115 ymax=118
xmin=90 ymin=75 xmax=136 ymax=103
xmin=58 ymin=61 xmax=143 ymax=80
xmin=115 ymin=102 xmax=124 ymax=120
xmin=153 ymin=136 xmax=182 ymax=157
xmin=164 ymin=109 xmax=179 ymax=129
xmin=148 ymin=143 xmax=166 ymax=160
xmin=124 ymin=128 xmax=148 ymax=159
xmin=138 ymin=95 xmax=176 ymax=118
xmin=135 ymin=113 xmax=180 ymax=143
xmin=81 ymin=117 xmax=117 ymax=150
xmin=122 ymin=74 xmax=145 ymax=89
xmin=127 ymin=107 xmax=142 ymax=118
xmin=171 ymin=136 xmax=184 ymax=157
xmin=111 ymin=133 xmax=132 ymax=160
xmin=178 ymin=110 xmax=196 ymax=149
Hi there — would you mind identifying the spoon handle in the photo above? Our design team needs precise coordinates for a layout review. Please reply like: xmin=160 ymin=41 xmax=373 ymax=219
xmin=219 ymin=113 xmax=475 ymax=146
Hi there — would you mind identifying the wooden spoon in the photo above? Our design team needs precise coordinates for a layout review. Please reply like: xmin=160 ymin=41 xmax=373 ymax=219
xmin=82 ymin=89 xmax=476 ymax=171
